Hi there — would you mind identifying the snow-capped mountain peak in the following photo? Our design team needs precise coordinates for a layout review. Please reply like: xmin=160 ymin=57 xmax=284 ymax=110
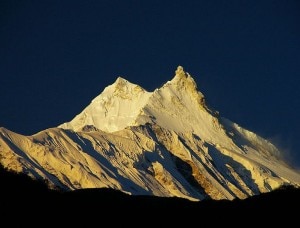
xmin=161 ymin=66 xmax=199 ymax=95
xmin=109 ymin=76 xmax=147 ymax=96
xmin=92 ymin=76 xmax=147 ymax=101
xmin=59 ymin=66 xmax=205 ymax=133
xmin=1 ymin=66 xmax=299 ymax=202
xmin=171 ymin=66 xmax=197 ymax=89
xmin=59 ymin=76 xmax=151 ymax=132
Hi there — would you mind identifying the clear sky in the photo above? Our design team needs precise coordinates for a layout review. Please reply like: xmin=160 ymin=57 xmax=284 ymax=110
xmin=1 ymin=0 xmax=299 ymax=167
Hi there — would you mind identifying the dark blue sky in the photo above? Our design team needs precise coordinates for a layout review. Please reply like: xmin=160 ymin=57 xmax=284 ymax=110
xmin=1 ymin=0 xmax=300 ymax=167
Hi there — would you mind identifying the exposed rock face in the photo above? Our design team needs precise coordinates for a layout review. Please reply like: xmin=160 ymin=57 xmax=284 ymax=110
xmin=1 ymin=66 xmax=299 ymax=201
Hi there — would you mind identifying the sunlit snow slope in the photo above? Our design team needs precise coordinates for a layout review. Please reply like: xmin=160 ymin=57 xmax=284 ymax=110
xmin=1 ymin=66 xmax=299 ymax=201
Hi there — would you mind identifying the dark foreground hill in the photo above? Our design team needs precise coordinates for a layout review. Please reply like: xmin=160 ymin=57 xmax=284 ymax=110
xmin=1 ymin=165 xmax=299 ymax=226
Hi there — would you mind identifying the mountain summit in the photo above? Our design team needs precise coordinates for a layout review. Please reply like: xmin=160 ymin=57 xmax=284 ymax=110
xmin=59 ymin=75 xmax=151 ymax=132
xmin=1 ymin=66 xmax=299 ymax=201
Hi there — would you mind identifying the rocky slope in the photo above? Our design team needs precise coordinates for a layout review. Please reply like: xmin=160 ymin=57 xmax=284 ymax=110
xmin=0 ymin=66 xmax=299 ymax=201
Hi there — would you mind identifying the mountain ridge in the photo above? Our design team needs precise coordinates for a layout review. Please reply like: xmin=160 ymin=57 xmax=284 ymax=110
xmin=0 ymin=66 xmax=299 ymax=201
xmin=1 ymin=163 xmax=299 ymax=227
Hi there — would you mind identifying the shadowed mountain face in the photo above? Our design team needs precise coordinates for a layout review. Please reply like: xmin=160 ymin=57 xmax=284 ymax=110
xmin=1 ymin=165 xmax=299 ymax=227
xmin=0 ymin=67 xmax=299 ymax=202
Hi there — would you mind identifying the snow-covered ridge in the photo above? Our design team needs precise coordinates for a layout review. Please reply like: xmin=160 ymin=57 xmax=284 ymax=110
xmin=1 ymin=66 xmax=299 ymax=201
xmin=60 ymin=66 xmax=236 ymax=149
xmin=60 ymin=66 xmax=212 ymax=134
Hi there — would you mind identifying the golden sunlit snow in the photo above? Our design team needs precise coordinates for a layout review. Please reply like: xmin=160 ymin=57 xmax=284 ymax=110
xmin=1 ymin=66 xmax=299 ymax=201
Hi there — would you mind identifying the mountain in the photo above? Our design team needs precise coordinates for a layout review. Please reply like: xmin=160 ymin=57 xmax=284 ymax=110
xmin=2 ymin=164 xmax=299 ymax=226
xmin=0 ymin=66 xmax=299 ymax=201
